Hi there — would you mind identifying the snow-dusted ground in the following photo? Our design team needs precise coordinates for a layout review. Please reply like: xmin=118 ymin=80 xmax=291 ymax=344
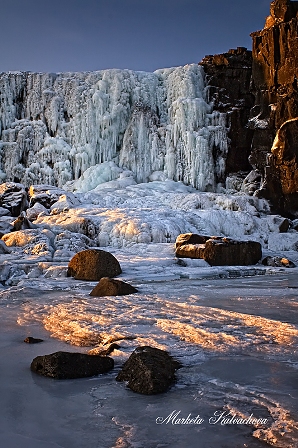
xmin=0 ymin=179 xmax=298 ymax=447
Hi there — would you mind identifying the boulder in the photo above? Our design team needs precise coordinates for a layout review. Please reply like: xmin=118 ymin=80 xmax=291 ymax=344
xmin=30 ymin=351 xmax=114 ymax=379
xmin=28 ymin=185 xmax=68 ymax=209
xmin=116 ymin=346 xmax=181 ymax=395
xmin=26 ymin=202 xmax=49 ymax=221
xmin=0 ymin=182 xmax=28 ymax=217
xmin=175 ymin=233 xmax=262 ymax=266
xmin=203 ymin=238 xmax=262 ymax=266
xmin=90 ymin=277 xmax=138 ymax=296
xmin=175 ymin=233 xmax=210 ymax=258
xmin=67 ymin=249 xmax=122 ymax=281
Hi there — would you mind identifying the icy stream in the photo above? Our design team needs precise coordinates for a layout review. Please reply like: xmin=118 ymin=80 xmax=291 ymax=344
xmin=1 ymin=246 xmax=298 ymax=447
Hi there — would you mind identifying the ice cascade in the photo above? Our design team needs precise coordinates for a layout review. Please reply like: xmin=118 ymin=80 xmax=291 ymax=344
xmin=0 ymin=65 xmax=228 ymax=191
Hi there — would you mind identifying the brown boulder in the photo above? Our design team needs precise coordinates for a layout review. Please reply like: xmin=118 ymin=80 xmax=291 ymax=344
xmin=203 ymin=238 xmax=262 ymax=266
xmin=175 ymin=233 xmax=210 ymax=259
xmin=175 ymin=233 xmax=262 ymax=266
xmin=30 ymin=351 xmax=114 ymax=379
xmin=67 ymin=249 xmax=122 ymax=281
xmin=90 ymin=277 xmax=137 ymax=296
xmin=116 ymin=346 xmax=181 ymax=395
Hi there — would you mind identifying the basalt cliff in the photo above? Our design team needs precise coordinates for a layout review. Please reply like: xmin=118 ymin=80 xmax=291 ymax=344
xmin=201 ymin=0 xmax=298 ymax=217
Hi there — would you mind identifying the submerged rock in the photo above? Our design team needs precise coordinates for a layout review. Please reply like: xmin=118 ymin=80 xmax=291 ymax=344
xmin=30 ymin=351 xmax=114 ymax=379
xmin=116 ymin=346 xmax=181 ymax=395
xmin=90 ymin=277 xmax=138 ymax=296
xmin=24 ymin=336 xmax=44 ymax=344
xmin=67 ymin=249 xmax=122 ymax=281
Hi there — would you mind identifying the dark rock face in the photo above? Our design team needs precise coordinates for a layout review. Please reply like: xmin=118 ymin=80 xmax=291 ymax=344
xmin=90 ymin=277 xmax=138 ymax=296
xmin=0 ymin=182 xmax=28 ymax=217
xmin=203 ymin=238 xmax=262 ymax=266
xmin=175 ymin=233 xmax=262 ymax=266
xmin=67 ymin=249 xmax=122 ymax=281
xmin=257 ymin=118 xmax=298 ymax=216
xmin=200 ymin=47 xmax=254 ymax=176
xmin=28 ymin=185 xmax=69 ymax=209
xmin=31 ymin=351 xmax=114 ymax=379
xmin=116 ymin=346 xmax=181 ymax=395
xmin=249 ymin=1 xmax=298 ymax=216
xmin=200 ymin=1 xmax=298 ymax=216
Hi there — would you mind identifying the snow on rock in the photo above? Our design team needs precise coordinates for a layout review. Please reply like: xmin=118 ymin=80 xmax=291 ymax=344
xmin=26 ymin=202 xmax=49 ymax=221
xmin=2 ymin=229 xmax=54 ymax=259
xmin=0 ymin=66 xmax=229 ymax=191
xmin=29 ymin=180 xmax=280 ymax=250
xmin=53 ymin=230 xmax=93 ymax=261
xmin=50 ymin=192 xmax=79 ymax=214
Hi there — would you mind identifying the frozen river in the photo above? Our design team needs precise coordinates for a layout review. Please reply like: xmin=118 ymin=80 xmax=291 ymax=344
xmin=1 ymin=255 xmax=297 ymax=448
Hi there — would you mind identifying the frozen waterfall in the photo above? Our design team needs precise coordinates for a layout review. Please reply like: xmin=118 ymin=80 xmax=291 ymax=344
xmin=0 ymin=65 xmax=228 ymax=192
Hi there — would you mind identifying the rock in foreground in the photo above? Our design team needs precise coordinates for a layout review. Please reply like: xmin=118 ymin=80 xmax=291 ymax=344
xmin=175 ymin=233 xmax=262 ymax=266
xmin=116 ymin=346 xmax=181 ymax=394
xmin=67 ymin=249 xmax=122 ymax=281
xmin=24 ymin=337 xmax=44 ymax=344
xmin=90 ymin=277 xmax=138 ymax=296
xmin=31 ymin=351 xmax=114 ymax=379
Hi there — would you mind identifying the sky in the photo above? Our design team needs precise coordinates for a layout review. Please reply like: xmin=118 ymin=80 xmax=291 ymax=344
xmin=1 ymin=0 xmax=271 ymax=73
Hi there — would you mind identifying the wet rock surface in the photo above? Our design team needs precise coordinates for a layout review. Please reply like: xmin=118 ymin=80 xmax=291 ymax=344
xmin=31 ymin=351 xmax=114 ymax=379
xmin=116 ymin=346 xmax=181 ymax=395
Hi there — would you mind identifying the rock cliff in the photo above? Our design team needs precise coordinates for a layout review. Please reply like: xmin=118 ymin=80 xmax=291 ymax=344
xmin=201 ymin=0 xmax=298 ymax=217
xmin=250 ymin=0 xmax=298 ymax=217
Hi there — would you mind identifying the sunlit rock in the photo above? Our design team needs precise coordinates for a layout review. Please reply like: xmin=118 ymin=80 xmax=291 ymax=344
xmin=67 ymin=249 xmax=122 ymax=281
xmin=90 ymin=277 xmax=138 ymax=297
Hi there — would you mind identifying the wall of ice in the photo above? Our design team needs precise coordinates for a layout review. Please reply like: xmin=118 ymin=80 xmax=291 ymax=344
xmin=0 ymin=65 xmax=228 ymax=191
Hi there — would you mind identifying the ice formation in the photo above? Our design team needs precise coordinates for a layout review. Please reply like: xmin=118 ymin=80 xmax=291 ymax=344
xmin=0 ymin=65 xmax=228 ymax=191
